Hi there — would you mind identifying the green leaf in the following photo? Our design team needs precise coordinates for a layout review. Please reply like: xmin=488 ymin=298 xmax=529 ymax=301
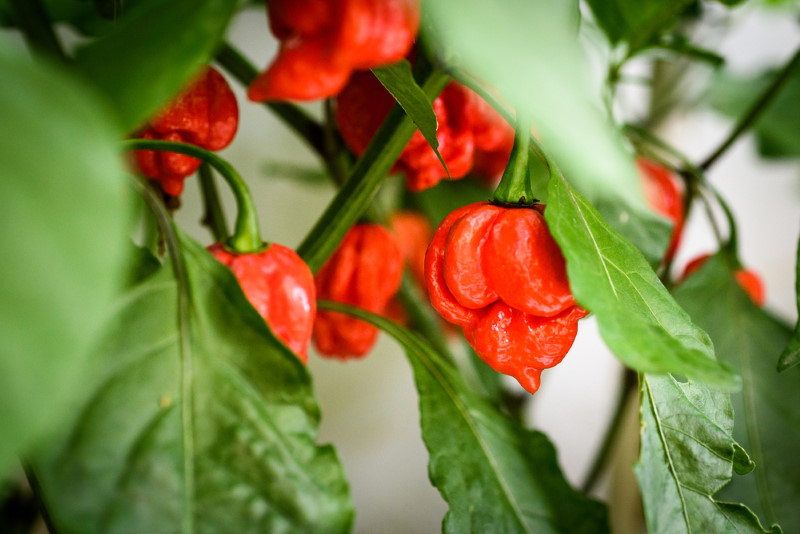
xmin=319 ymin=301 xmax=609 ymax=533
xmin=636 ymin=374 xmax=778 ymax=533
xmin=673 ymin=253 xmax=800 ymax=532
xmin=546 ymin=172 xmax=739 ymax=387
xmin=0 ymin=44 xmax=130 ymax=474
xmin=372 ymin=60 xmax=449 ymax=177
xmin=414 ymin=177 xmax=492 ymax=226
xmin=584 ymin=0 xmax=695 ymax=51
xmin=422 ymin=0 xmax=671 ymax=265
xmin=74 ymin=0 xmax=238 ymax=133
xmin=778 ymin=236 xmax=800 ymax=372
xmin=708 ymin=67 xmax=800 ymax=159
xmin=32 ymin=235 xmax=353 ymax=533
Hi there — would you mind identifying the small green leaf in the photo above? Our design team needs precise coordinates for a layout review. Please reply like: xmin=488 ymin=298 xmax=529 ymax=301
xmin=777 ymin=235 xmax=800 ymax=372
xmin=546 ymin=172 xmax=739 ymax=387
xmin=74 ymin=0 xmax=238 ymax=132
xmin=0 ymin=43 xmax=130 ymax=474
xmin=32 ymin=235 xmax=353 ymax=533
xmin=319 ymin=301 xmax=609 ymax=534
xmin=636 ymin=374 xmax=778 ymax=534
xmin=584 ymin=0 xmax=695 ymax=52
xmin=674 ymin=253 xmax=800 ymax=532
xmin=372 ymin=60 xmax=449 ymax=177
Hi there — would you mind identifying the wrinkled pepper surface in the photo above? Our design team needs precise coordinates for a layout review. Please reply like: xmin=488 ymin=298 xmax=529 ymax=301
xmin=425 ymin=202 xmax=586 ymax=393
xmin=249 ymin=0 xmax=420 ymax=101
xmin=336 ymin=72 xmax=514 ymax=191
xmin=314 ymin=223 xmax=403 ymax=358
xmin=209 ymin=243 xmax=316 ymax=362
xmin=637 ymin=157 xmax=684 ymax=262
xmin=135 ymin=67 xmax=238 ymax=196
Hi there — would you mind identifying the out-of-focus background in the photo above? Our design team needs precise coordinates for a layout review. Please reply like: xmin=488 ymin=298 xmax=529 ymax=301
xmin=171 ymin=5 xmax=800 ymax=532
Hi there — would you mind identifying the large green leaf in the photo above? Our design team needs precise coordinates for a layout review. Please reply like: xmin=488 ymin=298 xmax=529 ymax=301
xmin=74 ymin=0 xmax=238 ymax=132
xmin=32 ymin=235 xmax=353 ymax=534
xmin=708 ymin=67 xmax=800 ymax=158
xmin=673 ymin=253 xmax=800 ymax=532
xmin=422 ymin=0 xmax=671 ymax=265
xmin=319 ymin=301 xmax=609 ymax=533
xmin=0 ymin=43 xmax=130 ymax=474
xmin=546 ymin=171 xmax=739 ymax=387
xmin=636 ymin=374 xmax=778 ymax=533
xmin=778 ymin=236 xmax=800 ymax=372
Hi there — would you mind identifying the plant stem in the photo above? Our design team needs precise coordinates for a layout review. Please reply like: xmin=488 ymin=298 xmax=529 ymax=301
xmin=493 ymin=115 xmax=534 ymax=205
xmin=121 ymin=140 xmax=264 ymax=253
xmin=22 ymin=464 xmax=59 ymax=534
xmin=699 ymin=45 xmax=800 ymax=171
xmin=581 ymin=367 xmax=638 ymax=494
xmin=8 ymin=0 xmax=67 ymax=62
xmin=296 ymin=63 xmax=450 ymax=273
xmin=214 ymin=42 xmax=327 ymax=158
xmin=198 ymin=163 xmax=229 ymax=243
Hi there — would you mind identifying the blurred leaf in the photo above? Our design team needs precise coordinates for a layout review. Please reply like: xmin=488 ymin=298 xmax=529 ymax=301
xmin=674 ymin=253 xmax=800 ymax=532
xmin=636 ymin=374 xmax=778 ymax=533
xmin=373 ymin=59 xmax=449 ymax=176
xmin=414 ymin=177 xmax=492 ymax=225
xmin=423 ymin=0 xmax=671 ymax=265
xmin=584 ymin=0 xmax=695 ymax=51
xmin=0 ymin=44 xmax=130 ymax=474
xmin=778 ymin=235 xmax=800 ymax=372
xmin=32 ymin=235 xmax=353 ymax=534
xmin=74 ymin=0 xmax=238 ymax=133
xmin=708 ymin=67 xmax=800 ymax=158
xmin=319 ymin=301 xmax=610 ymax=533
xmin=260 ymin=160 xmax=330 ymax=185
xmin=546 ymin=172 xmax=739 ymax=387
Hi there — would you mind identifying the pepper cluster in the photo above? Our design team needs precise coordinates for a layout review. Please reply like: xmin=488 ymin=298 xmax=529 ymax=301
xmin=425 ymin=202 xmax=586 ymax=393
xmin=249 ymin=0 xmax=420 ymax=101
xmin=336 ymin=73 xmax=514 ymax=191
xmin=134 ymin=67 xmax=238 ymax=196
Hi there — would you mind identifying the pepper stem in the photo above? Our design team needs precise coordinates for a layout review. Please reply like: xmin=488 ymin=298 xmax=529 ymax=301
xmin=492 ymin=115 xmax=535 ymax=205
xmin=121 ymin=139 xmax=265 ymax=253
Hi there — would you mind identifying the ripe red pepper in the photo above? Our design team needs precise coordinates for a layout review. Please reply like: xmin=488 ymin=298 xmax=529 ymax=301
xmin=681 ymin=254 xmax=765 ymax=306
xmin=248 ymin=0 xmax=420 ymax=101
xmin=637 ymin=157 xmax=684 ymax=262
xmin=208 ymin=243 xmax=316 ymax=362
xmin=314 ymin=223 xmax=404 ymax=358
xmin=135 ymin=67 xmax=238 ymax=196
xmin=425 ymin=202 xmax=587 ymax=393
xmin=336 ymin=72 xmax=514 ymax=191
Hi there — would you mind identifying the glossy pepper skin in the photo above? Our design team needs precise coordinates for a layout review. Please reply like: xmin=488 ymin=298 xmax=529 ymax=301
xmin=208 ymin=243 xmax=316 ymax=362
xmin=135 ymin=67 xmax=238 ymax=196
xmin=425 ymin=202 xmax=587 ymax=393
xmin=248 ymin=0 xmax=420 ymax=101
xmin=637 ymin=157 xmax=684 ymax=262
xmin=314 ymin=223 xmax=404 ymax=358
xmin=681 ymin=254 xmax=766 ymax=306
xmin=336 ymin=72 xmax=514 ymax=191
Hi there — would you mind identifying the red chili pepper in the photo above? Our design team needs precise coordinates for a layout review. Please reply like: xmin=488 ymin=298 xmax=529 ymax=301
xmin=681 ymin=254 xmax=765 ymax=306
xmin=636 ymin=157 xmax=684 ymax=262
xmin=336 ymin=73 xmax=514 ymax=191
xmin=208 ymin=243 xmax=316 ymax=362
xmin=135 ymin=67 xmax=238 ymax=196
xmin=314 ymin=223 xmax=404 ymax=358
xmin=425 ymin=202 xmax=586 ymax=393
xmin=248 ymin=0 xmax=420 ymax=101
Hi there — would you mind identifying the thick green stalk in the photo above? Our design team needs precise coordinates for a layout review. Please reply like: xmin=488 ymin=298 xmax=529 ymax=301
xmin=493 ymin=115 xmax=535 ymax=205
xmin=214 ymin=42 xmax=327 ymax=158
xmin=121 ymin=140 xmax=264 ymax=253
xmin=296 ymin=66 xmax=450 ymax=273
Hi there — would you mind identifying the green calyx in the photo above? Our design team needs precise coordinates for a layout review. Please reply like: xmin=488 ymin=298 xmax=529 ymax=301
xmin=492 ymin=114 xmax=537 ymax=206
xmin=121 ymin=139 xmax=267 ymax=254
